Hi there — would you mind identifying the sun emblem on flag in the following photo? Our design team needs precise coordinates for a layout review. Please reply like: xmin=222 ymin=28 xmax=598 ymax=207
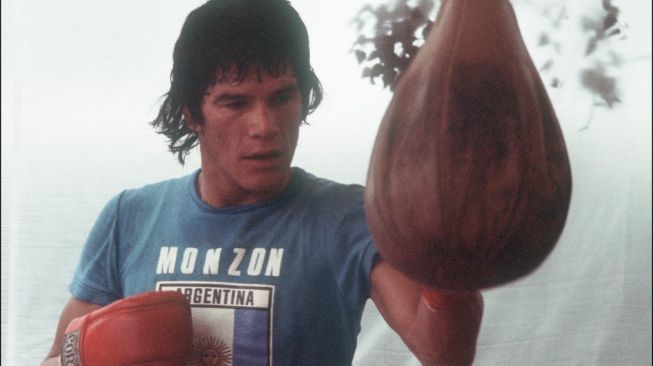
xmin=190 ymin=336 xmax=233 ymax=366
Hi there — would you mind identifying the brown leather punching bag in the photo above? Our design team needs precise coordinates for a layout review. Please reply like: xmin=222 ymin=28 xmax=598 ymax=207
xmin=365 ymin=0 xmax=572 ymax=290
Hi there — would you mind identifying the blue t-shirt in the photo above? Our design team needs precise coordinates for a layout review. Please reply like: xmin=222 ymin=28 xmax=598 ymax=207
xmin=70 ymin=167 xmax=378 ymax=365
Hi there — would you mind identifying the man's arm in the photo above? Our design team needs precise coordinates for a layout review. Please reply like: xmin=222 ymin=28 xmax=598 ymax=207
xmin=370 ymin=260 xmax=483 ymax=366
xmin=41 ymin=297 xmax=102 ymax=366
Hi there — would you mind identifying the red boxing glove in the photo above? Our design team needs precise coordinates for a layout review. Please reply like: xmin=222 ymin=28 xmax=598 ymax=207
xmin=61 ymin=291 xmax=193 ymax=366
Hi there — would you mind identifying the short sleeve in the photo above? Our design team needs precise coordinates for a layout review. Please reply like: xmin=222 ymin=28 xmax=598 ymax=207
xmin=68 ymin=192 xmax=125 ymax=305
xmin=331 ymin=186 xmax=379 ymax=312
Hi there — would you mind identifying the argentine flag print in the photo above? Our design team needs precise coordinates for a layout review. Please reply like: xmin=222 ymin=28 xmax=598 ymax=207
xmin=157 ymin=281 xmax=275 ymax=366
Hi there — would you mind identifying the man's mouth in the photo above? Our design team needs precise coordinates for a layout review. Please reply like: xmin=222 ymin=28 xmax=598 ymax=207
xmin=245 ymin=151 xmax=283 ymax=161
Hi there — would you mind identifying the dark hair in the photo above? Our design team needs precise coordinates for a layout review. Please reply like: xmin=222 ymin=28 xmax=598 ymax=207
xmin=151 ymin=0 xmax=323 ymax=164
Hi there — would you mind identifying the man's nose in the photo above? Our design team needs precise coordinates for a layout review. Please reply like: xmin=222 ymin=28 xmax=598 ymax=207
xmin=247 ymin=104 xmax=280 ymax=138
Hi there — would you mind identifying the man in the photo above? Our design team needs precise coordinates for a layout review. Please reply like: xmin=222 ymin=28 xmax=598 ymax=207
xmin=42 ymin=0 xmax=482 ymax=365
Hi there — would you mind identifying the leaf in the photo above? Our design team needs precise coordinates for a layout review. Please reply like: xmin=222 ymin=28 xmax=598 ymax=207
xmin=603 ymin=13 xmax=618 ymax=30
xmin=422 ymin=20 xmax=434 ymax=39
xmin=554 ymin=41 xmax=561 ymax=53
xmin=585 ymin=37 xmax=598 ymax=56
xmin=580 ymin=66 xmax=621 ymax=107
xmin=355 ymin=4 xmax=374 ymax=18
xmin=540 ymin=59 xmax=554 ymax=72
xmin=416 ymin=0 xmax=436 ymax=18
xmin=374 ymin=34 xmax=395 ymax=55
xmin=370 ymin=63 xmax=384 ymax=78
xmin=605 ymin=27 xmax=621 ymax=38
xmin=352 ymin=34 xmax=369 ymax=47
xmin=602 ymin=0 xmax=619 ymax=14
xmin=367 ymin=50 xmax=381 ymax=61
xmin=402 ymin=43 xmax=419 ymax=59
xmin=608 ymin=51 xmax=623 ymax=66
xmin=350 ymin=17 xmax=364 ymax=32
xmin=382 ymin=68 xmax=397 ymax=88
xmin=581 ymin=16 xmax=600 ymax=32
xmin=391 ymin=19 xmax=412 ymax=42
xmin=538 ymin=32 xmax=550 ymax=46
xmin=355 ymin=50 xmax=366 ymax=64
xmin=410 ymin=7 xmax=425 ymax=22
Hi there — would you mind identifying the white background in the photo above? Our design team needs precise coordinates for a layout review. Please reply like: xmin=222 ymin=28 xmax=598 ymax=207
xmin=2 ymin=0 xmax=651 ymax=365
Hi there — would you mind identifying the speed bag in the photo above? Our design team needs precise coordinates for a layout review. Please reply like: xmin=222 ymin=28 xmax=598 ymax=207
xmin=364 ymin=0 xmax=572 ymax=290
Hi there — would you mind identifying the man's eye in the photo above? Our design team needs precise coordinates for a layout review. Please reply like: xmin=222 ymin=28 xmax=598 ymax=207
xmin=224 ymin=100 xmax=247 ymax=109
xmin=272 ymin=93 xmax=294 ymax=105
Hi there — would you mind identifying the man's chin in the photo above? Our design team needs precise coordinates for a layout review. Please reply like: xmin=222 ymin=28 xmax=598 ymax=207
xmin=244 ymin=170 xmax=292 ymax=197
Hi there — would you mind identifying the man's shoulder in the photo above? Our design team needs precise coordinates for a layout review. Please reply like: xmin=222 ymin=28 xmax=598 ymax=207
xmin=293 ymin=167 xmax=365 ymax=207
xmin=118 ymin=170 xmax=197 ymax=207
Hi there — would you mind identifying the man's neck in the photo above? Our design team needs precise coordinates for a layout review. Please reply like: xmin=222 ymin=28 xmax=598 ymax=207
xmin=195 ymin=169 xmax=291 ymax=208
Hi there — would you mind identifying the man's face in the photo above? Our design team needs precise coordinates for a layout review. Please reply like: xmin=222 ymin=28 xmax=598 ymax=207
xmin=191 ymin=66 xmax=303 ymax=205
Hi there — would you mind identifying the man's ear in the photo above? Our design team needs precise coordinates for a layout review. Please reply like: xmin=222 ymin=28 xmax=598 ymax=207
xmin=183 ymin=107 xmax=201 ymax=134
